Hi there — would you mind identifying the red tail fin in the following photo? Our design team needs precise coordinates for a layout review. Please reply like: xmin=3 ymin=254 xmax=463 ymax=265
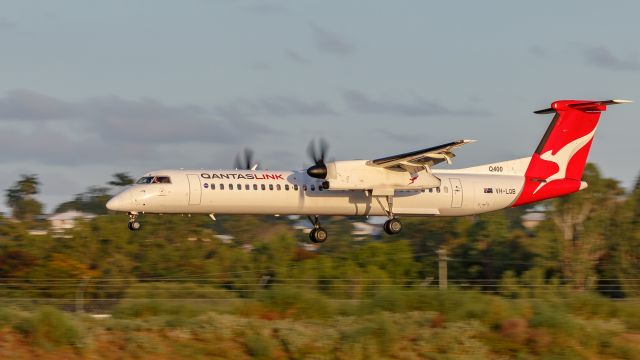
xmin=513 ymin=99 xmax=630 ymax=206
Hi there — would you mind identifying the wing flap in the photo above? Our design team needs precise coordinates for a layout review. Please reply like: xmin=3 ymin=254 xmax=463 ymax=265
xmin=367 ymin=139 xmax=475 ymax=169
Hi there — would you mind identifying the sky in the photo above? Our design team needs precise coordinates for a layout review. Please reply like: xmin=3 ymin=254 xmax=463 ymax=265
xmin=0 ymin=0 xmax=639 ymax=213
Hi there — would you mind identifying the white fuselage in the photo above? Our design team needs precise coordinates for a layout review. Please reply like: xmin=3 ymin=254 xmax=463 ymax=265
xmin=106 ymin=158 xmax=532 ymax=218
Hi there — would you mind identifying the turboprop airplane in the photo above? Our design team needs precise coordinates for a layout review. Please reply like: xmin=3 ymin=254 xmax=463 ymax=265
xmin=106 ymin=99 xmax=630 ymax=243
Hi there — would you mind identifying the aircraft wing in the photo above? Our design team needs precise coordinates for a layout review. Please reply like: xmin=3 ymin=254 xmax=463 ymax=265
xmin=366 ymin=139 xmax=475 ymax=171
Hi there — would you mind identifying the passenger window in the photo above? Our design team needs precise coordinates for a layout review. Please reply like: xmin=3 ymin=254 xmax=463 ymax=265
xmin=429 ymin=188 xmax=432 ymax=193
xmin=245 ymin=184 xmax=250 ymax=190
xmin=269 ymin=184 xmax=274 ymax=190
xmin=229 ymin=183 xmax=233 ymax=190
xmin=303 ymin=185 xmax=307 ymax=191
xmin=285 ymin=184 xmax=290 ymax=191
xmin=310 ymin=185 xmax=315 ymax=191
xmin=294 ymin=185 xmax=299 ymax=191
xmin=220 ymin=184 xmax=224 ymax=190
xmin=261 ymin=184 xmax=266 ymax=190
xmin=276 ymin=184 xmax=281 ymax=190
xmin=237 ymin=184 xmax=241 ymax=190
xmin=253 ymin=184 xmax=258 ymax=190
xmin=211 ymin=184 xmax=215 ymax=190
xmin=436 ymin=187 xmax=441 ymax=193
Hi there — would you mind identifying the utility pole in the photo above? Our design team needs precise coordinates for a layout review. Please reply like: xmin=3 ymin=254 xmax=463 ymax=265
xmin=436 ymin=248 xmax=448 ymax=290
xmin=75 ymin=277 xmax=89 ymax=313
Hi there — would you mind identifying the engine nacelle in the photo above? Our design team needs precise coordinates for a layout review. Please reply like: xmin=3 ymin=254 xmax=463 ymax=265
xmin=324 ymin=160 xmax=440 ymax=191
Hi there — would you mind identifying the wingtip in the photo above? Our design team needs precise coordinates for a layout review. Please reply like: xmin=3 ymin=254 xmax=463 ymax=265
xmin=611 ymin=99 xmax=633 ymax=104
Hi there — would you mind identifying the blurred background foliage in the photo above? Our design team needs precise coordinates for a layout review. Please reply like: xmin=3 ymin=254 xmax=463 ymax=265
xmin=0 ymin=165 xmax=638 ymax=359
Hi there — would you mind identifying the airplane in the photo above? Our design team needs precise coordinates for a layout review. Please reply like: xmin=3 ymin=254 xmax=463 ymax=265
xmin=106 ymin=99 xmax=630 ymax=243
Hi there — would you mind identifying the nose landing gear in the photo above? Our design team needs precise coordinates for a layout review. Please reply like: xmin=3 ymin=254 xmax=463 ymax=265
xmin=127 ymin=212 xmax=142 ymax=231
xmin=308 ymin=216 xmax=327 ymax=243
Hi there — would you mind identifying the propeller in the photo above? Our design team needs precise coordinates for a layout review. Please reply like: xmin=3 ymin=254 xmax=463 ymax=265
xmin=234 ymin=148 xmax=258 ymax=170
xmin=306 ymin=138 xmax=329 ymax=179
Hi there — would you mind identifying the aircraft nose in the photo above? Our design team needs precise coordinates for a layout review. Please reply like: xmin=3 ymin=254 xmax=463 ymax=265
xmin=106 ymin=192 xmax=131 ymax=212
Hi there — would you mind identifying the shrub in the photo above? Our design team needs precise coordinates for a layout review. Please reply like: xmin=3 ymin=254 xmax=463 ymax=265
xmin=112 ymin=299 xmax=211 ymax=319
xmin=12 ymin=306 xmax=84 ymax=348
xmin=500 ymin=317 xmax=529 ymax=344
xmin=256 ymin=286 xmax=333 ymax=319
xmin=244 ymin=330 xmax=276 ymax=359
xmin=0 ymin=306 xmax=26 ymax=327
xmin=122 ymin=282 xmax=236 ymax=300
xmin=529 ymin=302 xmax=578 ymax=334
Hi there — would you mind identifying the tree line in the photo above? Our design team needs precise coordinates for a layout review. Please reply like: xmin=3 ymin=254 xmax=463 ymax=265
xmin=0 ymin=164 xmax=638 ymax=302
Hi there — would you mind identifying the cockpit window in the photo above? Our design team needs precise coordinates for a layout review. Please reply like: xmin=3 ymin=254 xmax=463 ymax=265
xmin=136 ymin=176 xmax=171 ymax=184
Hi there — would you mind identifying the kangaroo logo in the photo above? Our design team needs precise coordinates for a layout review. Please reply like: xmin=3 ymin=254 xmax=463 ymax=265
xmin=533 ymin=127 xmax=597 ymax=194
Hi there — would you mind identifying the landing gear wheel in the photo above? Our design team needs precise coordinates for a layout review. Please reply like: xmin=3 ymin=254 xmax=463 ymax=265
xmin=383 ymin=218 xmax=402 ymax=235
xmin=309 ymin=227 xmax=328 ymax=243
xmin=128 ymin=221 xmax=142 ymax=231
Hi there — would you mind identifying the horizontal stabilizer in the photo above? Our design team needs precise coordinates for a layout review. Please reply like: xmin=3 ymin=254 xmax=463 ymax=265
xmin=534 ymin=99 xmax=632 ymax=114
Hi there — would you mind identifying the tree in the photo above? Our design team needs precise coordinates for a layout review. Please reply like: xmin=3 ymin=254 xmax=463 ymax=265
xmin=55 ymin=186 xmax=111 ymax=214
xmin=5 ymin=174 xmax=43 ymax=221
xmin=532 ymin=164 xmax=623 ymax=290
xmin=453 ymin=211 xmax=532 ymax=284
xmin=602 ymin=172 xmax=640 ymax=297
xmin=108 ymin=172 xmax=134 ymax=187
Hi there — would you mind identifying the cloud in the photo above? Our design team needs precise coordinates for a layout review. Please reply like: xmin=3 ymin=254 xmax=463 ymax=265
xmin=0 ymin=126 xmax=152 ymax=165
xmin=215 ymin=96 xmax=338 ymax=120
xmin=310 ymin=24 xmax=354 ymax=56
xmin=80 ymin=96 xmax=244 ymax=144
xmin=529 ymin=45 xmax=547 ymax=57
xmin=374 ymin=129 xmax=424 ymax=143
xmin=583 ymin=46 xmax=640 ymax=71
xmin=0 ymin=90 xmax=283 ymax=144
xmin=0 ymin=17 xmax=13 ymax=30
xmin=246 ymin=3 xmax=286 ymax=14
xmin=285 ymin=50 xmax=309 ymax=64
xmin=0 ymin=89 xmax=343 ymax=169
xmin=0 ymin=89 xmax=76 ymax=120
xmin=343 ymin=90 xmax=488 ymax=117
xmin=251 ymin=62 xmax=271 ymax=71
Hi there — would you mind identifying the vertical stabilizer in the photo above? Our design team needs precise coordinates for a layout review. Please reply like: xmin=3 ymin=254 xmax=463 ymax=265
xmin=512 ymin=99 xmax=630 ymax=206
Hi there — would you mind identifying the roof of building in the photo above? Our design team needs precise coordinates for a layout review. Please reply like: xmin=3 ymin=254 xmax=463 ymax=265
xmin=48 ymin=211 xmax=96 ymax=222
xmin=521 ymin=212 xmax=546 ymax=222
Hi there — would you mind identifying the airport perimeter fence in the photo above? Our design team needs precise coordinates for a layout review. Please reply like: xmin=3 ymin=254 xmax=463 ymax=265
xmin=0 ymin=249 xmax=637 ymax=313
xmin=0 ymin=274 xmax=639 ymax=313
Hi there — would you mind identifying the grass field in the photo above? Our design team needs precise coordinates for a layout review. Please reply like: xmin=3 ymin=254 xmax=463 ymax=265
xmin=1 ymin=288 xmax=639 ymax=359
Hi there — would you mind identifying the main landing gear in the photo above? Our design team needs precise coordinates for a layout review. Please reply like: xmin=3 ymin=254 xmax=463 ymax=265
xmin=308 ymin=216 xmax=328 ymax=243
xmin=127 ymin=212 xmax=142 ymax=231
xmin=383 ymin=218 xmax=402 ymax=235
xmin=379 ymin=195 xmax=402 ymax=235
